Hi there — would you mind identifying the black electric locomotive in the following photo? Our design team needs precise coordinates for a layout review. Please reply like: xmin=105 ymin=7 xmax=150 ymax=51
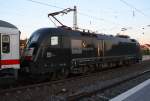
xmin=21 ymin=27 xmax=142 ymax=79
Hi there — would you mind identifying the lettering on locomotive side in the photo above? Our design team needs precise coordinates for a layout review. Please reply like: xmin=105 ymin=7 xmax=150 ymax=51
xmin=72 ymin=48 xmax=82 ymax=54
xmin=71 ymin=39 xmax=94 ymax=54
xmin=71 ymin=47 xmax=94 ymax=54
xmin=82 ymin=47 xmax=93 ymax=51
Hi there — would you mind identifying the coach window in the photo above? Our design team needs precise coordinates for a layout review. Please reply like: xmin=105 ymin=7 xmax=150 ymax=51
xmin=2 ymin=35 xmax=10 ymax=53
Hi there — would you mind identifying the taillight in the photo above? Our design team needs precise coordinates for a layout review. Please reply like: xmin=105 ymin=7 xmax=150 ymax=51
xmin=24 ymin=48 xmax=34 ymax=61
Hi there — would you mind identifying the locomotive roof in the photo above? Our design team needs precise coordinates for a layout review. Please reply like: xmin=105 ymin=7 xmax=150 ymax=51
xmin=35 ymin=27 xmax=80 ymax=36
xmin=34 ymin=27 xmax=136 ymax=43
xmin=34 ymin=27 xmax=109 ymax=37
xmin=0 ymin=20 xmax=18 ymax=29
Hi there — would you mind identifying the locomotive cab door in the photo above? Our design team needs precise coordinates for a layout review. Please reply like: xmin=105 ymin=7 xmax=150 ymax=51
xmin=97 ymin=40 xmax=104 ymax=57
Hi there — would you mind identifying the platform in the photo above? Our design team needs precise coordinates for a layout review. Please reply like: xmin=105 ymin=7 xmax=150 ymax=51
xmin=110 ymin=79 xmax=150 ymax=101
xmin=142 ymin=55 xmax=150 ymax=61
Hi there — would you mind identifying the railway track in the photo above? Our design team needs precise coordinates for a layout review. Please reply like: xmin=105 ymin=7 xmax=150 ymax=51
xmin=67 ymin=69 xmax=150 ymax=101
xmin=0 ymin=60 xmax=150 ymax=101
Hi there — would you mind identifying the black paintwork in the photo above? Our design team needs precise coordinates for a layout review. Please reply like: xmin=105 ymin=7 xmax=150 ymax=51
xmin=21 ymin=27 xmax=142 ymax=75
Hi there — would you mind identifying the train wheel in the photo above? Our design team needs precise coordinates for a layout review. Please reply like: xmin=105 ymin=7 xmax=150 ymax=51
xmin=57 ymin=67 xmax=69 ymax=80
xmin=96 ymin=63 xmax=102 ymax=71
xmin=81 ymin=66 xmax=89 ymax=74
xmin=50 ymin=72 xmax=57 ymax=81
xmin=125 ymin=61 xmax=130 ymax=66
xmin=89 ymin=65 xmax=95 ymax=73
xmin=95 ymin=64 xmax=100 ymax=71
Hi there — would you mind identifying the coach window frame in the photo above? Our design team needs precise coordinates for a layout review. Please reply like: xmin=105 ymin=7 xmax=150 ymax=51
xmin=2 ymin=35 xmax=10 ymax=53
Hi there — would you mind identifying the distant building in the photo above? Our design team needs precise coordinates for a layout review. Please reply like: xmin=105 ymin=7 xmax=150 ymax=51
xmin=140 ymin=44 xmax=150 ymax=55
xmin=145 ymin=44 xmax=150 ymax=50
xmin=20 ymin=39 xmax=28 ymax=55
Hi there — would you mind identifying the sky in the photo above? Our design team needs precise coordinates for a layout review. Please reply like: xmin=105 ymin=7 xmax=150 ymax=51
xmin=0 ymin=0 xmax=150 ymax=44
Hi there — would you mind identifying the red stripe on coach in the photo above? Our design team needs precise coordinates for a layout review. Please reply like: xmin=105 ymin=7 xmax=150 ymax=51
xmin=0 ymin=59 xmax=20 ymax=65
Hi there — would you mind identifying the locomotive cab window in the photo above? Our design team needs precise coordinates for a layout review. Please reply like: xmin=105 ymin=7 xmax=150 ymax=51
xmin=50 ymin=36 xmax=58 ymax=45
xmin=2 ymin=35 xmax=10 ymax=53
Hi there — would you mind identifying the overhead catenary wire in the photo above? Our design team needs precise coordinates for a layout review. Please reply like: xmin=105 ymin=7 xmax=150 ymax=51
xmin=27 ymin=0 xmax=63 ymax=9
xmin=26 ymin=0 xmax=149 ymax=35
xmin=78 ymin=12 xmax=123 ymax=26
xmin=26 ymin=0 xmax=124 ymax=28
xmin=119 ymin=0 xmax=150 ymax=18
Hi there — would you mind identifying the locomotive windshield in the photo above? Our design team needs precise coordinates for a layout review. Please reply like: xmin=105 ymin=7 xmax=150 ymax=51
xmin=26 ymin=32 xmax=40 ymax=48
xmin=29 ymin=33 xmax=40 ymax=44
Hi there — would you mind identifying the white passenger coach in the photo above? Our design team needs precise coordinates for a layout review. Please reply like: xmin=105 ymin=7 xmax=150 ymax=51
xmin=0 ymin=20 xmax=20 ymax=80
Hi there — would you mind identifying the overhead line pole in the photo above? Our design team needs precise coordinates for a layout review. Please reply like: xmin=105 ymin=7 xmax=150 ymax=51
xmin=73 ymin=6 xmax=78 ymax=30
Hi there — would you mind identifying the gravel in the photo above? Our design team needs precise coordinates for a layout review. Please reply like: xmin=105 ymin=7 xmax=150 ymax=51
xmin=1 ymin=60 xmax=150 ymax=101
xmin=79 ymin=71 xmax=150 ymax=101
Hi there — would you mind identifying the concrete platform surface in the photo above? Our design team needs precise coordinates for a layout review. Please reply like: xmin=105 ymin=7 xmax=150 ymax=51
xmin=110 ymin=79 xmax=150 ymax=101
xmin=143 ymin=55 xmax=150 ymax=61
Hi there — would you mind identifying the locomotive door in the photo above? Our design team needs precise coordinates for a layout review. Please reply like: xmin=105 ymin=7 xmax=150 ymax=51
xmin=102 ymin=40 xmax=105 ymax=56
xmin=97 ymin=40 xmax=104 ymax=57
xmin=97 ymin=41 xmax=101 ymax=57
